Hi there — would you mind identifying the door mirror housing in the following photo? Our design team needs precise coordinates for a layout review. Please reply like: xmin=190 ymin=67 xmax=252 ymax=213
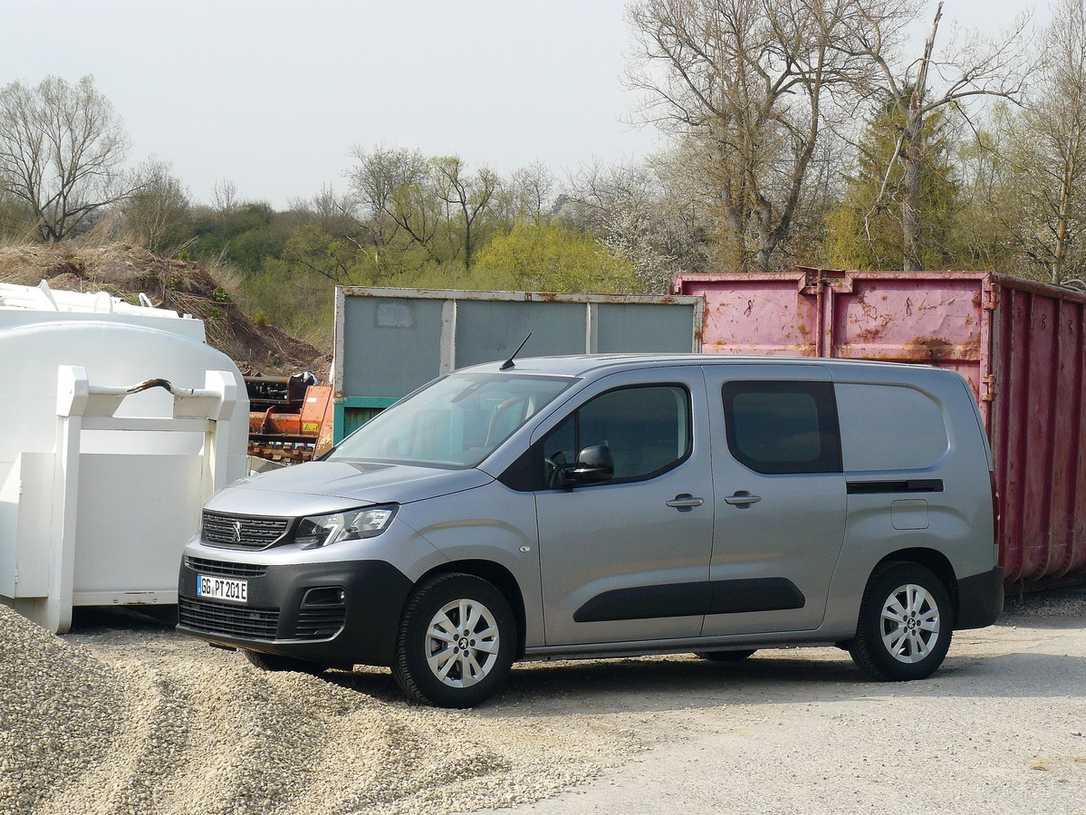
xmin=564 ymin=444 xmax=614 ymax=485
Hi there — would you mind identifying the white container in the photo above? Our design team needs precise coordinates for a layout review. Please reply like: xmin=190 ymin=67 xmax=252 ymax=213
xmin=0 ymin=281 xmax=249 ymax=632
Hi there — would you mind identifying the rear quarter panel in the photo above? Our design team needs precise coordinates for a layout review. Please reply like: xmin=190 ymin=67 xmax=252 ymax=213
xmin=822 ymin=365 xmax=995 ymax=635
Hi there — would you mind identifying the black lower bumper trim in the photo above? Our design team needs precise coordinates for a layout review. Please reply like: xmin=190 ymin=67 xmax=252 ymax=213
xmin=177 ymin=558 xmax=413 ymax=667
xmin=955 ymin=566 xmax=1004 ymax=630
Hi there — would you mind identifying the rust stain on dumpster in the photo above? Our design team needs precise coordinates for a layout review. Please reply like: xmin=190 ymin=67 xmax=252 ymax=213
xmin=905 ymin=335 xmax=954 ymax=361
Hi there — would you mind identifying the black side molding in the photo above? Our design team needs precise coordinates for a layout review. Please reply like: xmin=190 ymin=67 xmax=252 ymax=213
xmin=574 ymin=582 xmax=709 ymax=623
xmin=708 ymin=577 xmax=805 ymax=615
xmin=846 ymin=479 xmax=944 ymax=495
xmin=573 ymin=578 xmax=805 ymax=623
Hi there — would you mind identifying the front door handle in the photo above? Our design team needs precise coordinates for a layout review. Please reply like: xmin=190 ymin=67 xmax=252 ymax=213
xmin=666 ymin=494 xmax=704 ymax=509
xmin=724 ymin=491 xmax=762 ymax=507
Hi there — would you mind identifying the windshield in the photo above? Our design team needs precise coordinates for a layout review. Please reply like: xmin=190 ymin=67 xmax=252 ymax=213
xmin=329 ymin=373 xmax=574 ymax=468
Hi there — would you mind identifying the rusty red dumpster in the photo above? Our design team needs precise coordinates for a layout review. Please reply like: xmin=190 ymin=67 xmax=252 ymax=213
xmin=674 ymin=268 xmax=1086 ymax=588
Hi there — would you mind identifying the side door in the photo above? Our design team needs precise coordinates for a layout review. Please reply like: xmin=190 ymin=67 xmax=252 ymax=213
xmin=530 ymin=366 xmax=714 ymax=646
xmin=701 ymin=364 xmax=847 ymax=636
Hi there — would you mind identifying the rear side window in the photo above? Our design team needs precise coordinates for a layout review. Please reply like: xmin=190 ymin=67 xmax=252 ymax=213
xmin=722 ymin=381 xmax=842 ymax=474
xmin=835 ymin=383 xmax=948 ymax=471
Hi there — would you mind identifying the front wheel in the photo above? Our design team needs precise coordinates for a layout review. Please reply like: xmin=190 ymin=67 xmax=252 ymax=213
xmin=848 ymin=562 xmax=953 ymax=681
xmin=392 ymin=573 xmax=516 ymax=708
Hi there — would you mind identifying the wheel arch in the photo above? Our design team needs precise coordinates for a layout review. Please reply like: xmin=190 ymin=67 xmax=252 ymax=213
xmin=871 ymin=547 xmax=959 ymax=620
xmin=416 ymin=559 xmax=527 ymax=658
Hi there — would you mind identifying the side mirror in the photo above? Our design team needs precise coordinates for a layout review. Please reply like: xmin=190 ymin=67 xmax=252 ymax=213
xmin=566 ymin=444 xmax=614 ymax=485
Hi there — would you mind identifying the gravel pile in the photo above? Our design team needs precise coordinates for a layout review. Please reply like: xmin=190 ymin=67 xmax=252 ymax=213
xmin=0 ymin=605 xmax=125 ymax=815
xmin=0 ymin=613 xmax=644 ymax=815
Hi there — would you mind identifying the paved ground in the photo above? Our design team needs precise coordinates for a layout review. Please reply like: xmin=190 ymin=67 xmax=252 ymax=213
xmin=470 ymin=593 xmax=1086 ymax=815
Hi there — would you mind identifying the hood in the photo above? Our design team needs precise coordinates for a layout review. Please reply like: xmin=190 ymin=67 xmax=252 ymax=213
xmin=222 ymin=459 xmax=492 ymax=507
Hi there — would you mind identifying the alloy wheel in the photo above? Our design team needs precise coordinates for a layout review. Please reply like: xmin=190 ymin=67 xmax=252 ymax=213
xmin=880 ymin=583 xmax=940 ymax=664
xmin=424 ymin=598 xmax=500 ymax=688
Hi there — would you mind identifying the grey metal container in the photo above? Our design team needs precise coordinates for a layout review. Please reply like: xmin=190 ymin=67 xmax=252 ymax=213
xmin=331 ymin=287 xmax=705 ymax=441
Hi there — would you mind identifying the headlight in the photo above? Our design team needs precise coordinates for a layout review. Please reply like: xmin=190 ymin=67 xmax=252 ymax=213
xmin=295 ymin=505 xmax=397 ymax=549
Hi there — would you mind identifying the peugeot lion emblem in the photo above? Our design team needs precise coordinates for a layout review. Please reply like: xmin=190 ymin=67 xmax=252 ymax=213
xmin=232 ymin=520 xmax=242 ymax=544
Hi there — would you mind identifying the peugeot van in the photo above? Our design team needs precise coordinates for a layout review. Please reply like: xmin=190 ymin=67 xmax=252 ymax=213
xmin=178 ymin=355 xmax=1003 ymax=707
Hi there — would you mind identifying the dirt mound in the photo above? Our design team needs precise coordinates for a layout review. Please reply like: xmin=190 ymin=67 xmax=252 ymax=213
xmin=0 ymin=243 xmax=328 ymax=376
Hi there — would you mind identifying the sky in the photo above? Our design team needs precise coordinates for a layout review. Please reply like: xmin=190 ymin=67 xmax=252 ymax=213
xmin=3 ymin=0 xmax=1049 ymax=208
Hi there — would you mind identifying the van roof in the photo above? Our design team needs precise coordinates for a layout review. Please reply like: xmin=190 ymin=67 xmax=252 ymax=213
xmin=461 ymin=353 xmax=950 ymax=379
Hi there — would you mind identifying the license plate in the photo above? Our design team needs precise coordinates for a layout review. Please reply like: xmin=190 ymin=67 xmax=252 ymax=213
xmin=195 ymin=575 xmax=248 ymax=604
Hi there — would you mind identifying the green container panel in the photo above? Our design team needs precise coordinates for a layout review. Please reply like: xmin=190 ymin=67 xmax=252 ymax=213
xmin=333 ymin=288 xmax=704 ymax=444
xmin=341 ymin=406 xmax=384 ymax=439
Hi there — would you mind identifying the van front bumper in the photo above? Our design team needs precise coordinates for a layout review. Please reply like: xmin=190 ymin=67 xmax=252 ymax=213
xmin=177 ymin=556 xmax=413 ymax=667
xmin=955 ymin=566 xmax=1004 ymax=630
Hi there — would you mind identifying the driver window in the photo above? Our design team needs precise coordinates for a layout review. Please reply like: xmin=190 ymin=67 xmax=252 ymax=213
xmin=540 ymin=384 xmax=691 ymax=486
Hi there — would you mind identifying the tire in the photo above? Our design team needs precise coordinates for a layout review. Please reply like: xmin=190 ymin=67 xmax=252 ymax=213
xmin=243 ymin=650 xmax=327 ymax=674
xmin=392 ymin=573 xmax=516 ymax=708
xmin=694 ymin=649 xmax=757 ymax=663
xmin=848 ymin=562 xmax=954 ymax=682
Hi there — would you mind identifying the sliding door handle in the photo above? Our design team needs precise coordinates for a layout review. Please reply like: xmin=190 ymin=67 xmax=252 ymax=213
xmin=724 ymin=491 xmax=762 ymax=507
xmin=666 ymin=494 xmax=704 ymax=509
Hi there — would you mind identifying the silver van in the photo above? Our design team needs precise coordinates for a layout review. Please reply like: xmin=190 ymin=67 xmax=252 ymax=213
xmin=178 ymin=355 xmax=1003 ymax=707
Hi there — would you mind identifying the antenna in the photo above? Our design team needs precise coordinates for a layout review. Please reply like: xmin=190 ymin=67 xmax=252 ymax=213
xmin=500 ymin=331 xmax=533 ymax=371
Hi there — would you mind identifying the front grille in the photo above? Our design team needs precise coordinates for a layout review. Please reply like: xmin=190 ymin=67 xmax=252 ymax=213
xmin=293 ymin=605 xmax=347 ymax=640
xmin=202 ymin=511 xmax=290 ymax=550
xmin=179 ymin=597 xmax=280 ymax=640
xmin=184 ymin=556 xmax=267 ymax=578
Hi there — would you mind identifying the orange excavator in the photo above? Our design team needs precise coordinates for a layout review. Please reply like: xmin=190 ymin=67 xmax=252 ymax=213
xmin=245 ymin=372 xmax=335 ymax=464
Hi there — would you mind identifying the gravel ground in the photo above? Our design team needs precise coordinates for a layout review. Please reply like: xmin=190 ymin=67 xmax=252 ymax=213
xmin=477 ymin=589 xmax=1086 ymax=815
xmin=1 ymin=589 xmax=1084 ymax=815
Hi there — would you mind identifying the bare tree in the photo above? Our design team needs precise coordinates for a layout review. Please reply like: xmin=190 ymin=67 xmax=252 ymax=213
xmin=350 ymin=146 xmax=441 ymax=264
xmin=290 ymin=182 xmax=363 ymax=238
xmin=491 ymin=163 xmax=555 ymax=226
xmin=0 ymin=75 xmax=139 ymax=242
xmin=510 ymin=162 xmax=556 ymax=222
xmin=123 ymin=160 xmax=190 ymax=252
xmin=998 ymin=0 xmax=1086 ymax=286
xmin=627 ymin=0 xmax=874 ymax=271
xmin=849 ymin=1 xmax=1033 ymax=271
xmin=432 ymin=156 xmax=498 ymax=269
xmin=211 ymin=178 xmax=238 ymax=217
xmin=309 ymin=182 xmax=358 ymax=223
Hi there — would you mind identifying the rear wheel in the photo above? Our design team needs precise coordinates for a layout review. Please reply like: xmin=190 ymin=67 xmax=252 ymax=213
xmin=694 ymin=649 xmax=756 ymax=663
xmin=848 ymin=562 xmax=953 ymax=681
xmin=243 ymin=650 xmax=327 ymax=674
xmin=393 ymin=573 xmax=516 ymax=708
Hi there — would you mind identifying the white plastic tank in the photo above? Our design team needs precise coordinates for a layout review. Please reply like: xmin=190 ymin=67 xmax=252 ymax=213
xmin=0 ymin=281 xmax=249 ymax=631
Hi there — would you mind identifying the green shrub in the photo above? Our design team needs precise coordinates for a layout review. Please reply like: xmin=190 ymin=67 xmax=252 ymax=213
xmin=473 ymin=222 xmax=639 ymax=293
